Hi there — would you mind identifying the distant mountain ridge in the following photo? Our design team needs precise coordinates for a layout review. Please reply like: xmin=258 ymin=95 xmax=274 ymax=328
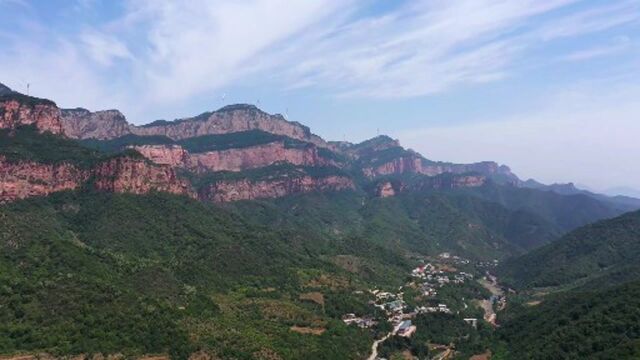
xmin=498 ymin=209 xmax=640 ymax=289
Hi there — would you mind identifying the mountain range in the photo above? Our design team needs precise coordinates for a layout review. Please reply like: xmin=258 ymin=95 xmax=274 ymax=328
xmin=2 ymin=81 xmax=640 ymax=359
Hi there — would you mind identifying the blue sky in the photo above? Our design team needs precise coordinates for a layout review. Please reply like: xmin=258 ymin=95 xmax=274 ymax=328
xmin=1 ymin=0 xmax=639 ymax=192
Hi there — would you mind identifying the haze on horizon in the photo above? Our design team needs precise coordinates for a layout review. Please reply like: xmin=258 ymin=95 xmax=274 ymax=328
xmin=1 ymin=0 xmax=639 ymax=193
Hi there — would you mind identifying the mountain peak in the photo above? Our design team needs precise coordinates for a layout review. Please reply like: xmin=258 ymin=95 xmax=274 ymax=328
xmin=216 ymin=103 xmax=262 ymax=113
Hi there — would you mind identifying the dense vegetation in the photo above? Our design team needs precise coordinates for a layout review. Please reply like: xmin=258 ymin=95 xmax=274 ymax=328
xmin=0 ymin=126 xmax=104 ymax=167
xmin=0 ymin=191 xmax=382 ymax=359
xmin=497 ymin=281 xmax=640 ymax=359
xmin=498 ymin=210 xmax=640 ymax=289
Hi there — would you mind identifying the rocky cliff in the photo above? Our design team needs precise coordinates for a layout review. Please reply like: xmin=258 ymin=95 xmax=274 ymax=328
xmin=201 ymin=174 xmax=354 ymax=202
xmin=131 ymin=105 xmax=322 ymax=144
xmin=373 ymin=174 xmax=486 ymax=197
xmin=132 ymin=141 xmax=332 ymax=173
xmin=0 ymin=156 xmax=85 ymax=203
xmin=57 ymin=103 xmax=328 ymax=148
xmin=0 ymin=155 xmax=194 ymax=203
xmin=362 ymin=152 xmax=514 ymax=181
xmin=0 ymin=95 xmax=64 ymax=135
xmin=91 ymin=157 xmax=195 ymax=197
xmin=60 ymin=108 xmax=131 ymax=139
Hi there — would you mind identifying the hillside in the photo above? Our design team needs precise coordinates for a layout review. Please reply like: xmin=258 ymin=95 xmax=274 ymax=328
xmin=498 ymin=210 xmax=640 ymax=289
xmin=0 ymin=191 xmax=392 ymax=359
xmin=497 ymin=281 xmax=640 ymax=359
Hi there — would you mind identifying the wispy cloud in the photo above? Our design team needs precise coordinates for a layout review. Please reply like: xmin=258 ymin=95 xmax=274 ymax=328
xmin=0 ymin=0 xmax=638 ymax=121
xmin=560 ymin=38 xmax=632 ymax=62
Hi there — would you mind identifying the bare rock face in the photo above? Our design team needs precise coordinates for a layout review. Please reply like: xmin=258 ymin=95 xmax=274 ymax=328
xmin=60 ymin=108 xmax=132 ymax=140
xmin=0 ymin=98 xmax=64 ymax=135
xmin=376 ymin=181 xmax=397 ymax=198
xmin=92 ymin=157 xmax=195 ymax=198
xmin=131 ymin=105 xmax=328 ymax=147
xmin=362 ymin=155 xmax=423 ymax=177
xmin=133 ymin=142 xmax=332 ymax=173
xmin=363 ymin=153 xmax=513 ymax=181
xmin=0 ymin=156 xmax=86 ymax=203
xmin=201 ymin=175 xmax=354 ymax=202
xmin=0 ymin=156 xmax=194 ymax=203
xmin=412 ymin=174 xmax=487 ymax=191
xmin=130 ymin=145 xmax=191 ymax=168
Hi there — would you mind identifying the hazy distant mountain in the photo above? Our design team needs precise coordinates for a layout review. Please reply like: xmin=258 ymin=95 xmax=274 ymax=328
xmin=603 ymin=186 xmax=640 ymax=199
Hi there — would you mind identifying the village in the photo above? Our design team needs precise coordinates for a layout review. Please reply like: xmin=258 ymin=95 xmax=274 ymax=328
xmin=341 ymin=253 xmax=507 ymax=360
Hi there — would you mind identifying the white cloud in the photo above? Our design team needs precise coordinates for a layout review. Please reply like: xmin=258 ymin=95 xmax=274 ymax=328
xmin=560 ymin=40 xmax=632 ymax=62
xmin=276 ymin=0 xmax=579 ymax=98
xmin=121 ymin=0 xmax=351 ymax=103
xmin=81 ymin=30 xmax=132 ymax=66
xmin=537 ymin=1 xmax=640 ymax=41
xmin=0 ymin=0 xmax=638 ymax=122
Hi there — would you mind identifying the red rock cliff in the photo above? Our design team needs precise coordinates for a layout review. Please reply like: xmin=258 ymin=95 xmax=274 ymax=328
xmin=0 ymin=156 xmax=194 ymax=203
xmin=0 ymin=98 xmax=64 ymax=135
xmin=60 ymin=108 xmax=131 ymax=140
xmin=92 ymin=157 xmax=195 ymax=197
xmin=130 ymin=105 xmax=328 ymax=147
xmin=0 ymin=156 xmax=86 ymax=203
xmin=132 ymin=142 xmax=332 ymax=173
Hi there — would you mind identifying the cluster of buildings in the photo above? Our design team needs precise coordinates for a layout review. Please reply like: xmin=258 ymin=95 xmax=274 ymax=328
xmin=341 ymin=313 xmax=378 ymax=328
xmin=416 ymin=303 xmax=452 ymax=314
xmin=438 ymin=252 xmax=470 ymax=265
xmin=411 ymin=263 xmax=474 ymax=299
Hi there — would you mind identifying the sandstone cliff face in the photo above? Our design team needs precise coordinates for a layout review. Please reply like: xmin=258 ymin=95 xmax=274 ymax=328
xmin=132 ymin=142 xmax=333 ymax=173
xmin=57 ymin=104 xmax=329 ymax=148
xmin=201 ymin=175 xmax=354 ymax=202
xmin=91 ymin=157 xmax=195 ymax=198
xmin=362 ymin=154 xmax=512 ymax=180
xmin=0 ymin=156 xmax=194 ymax=203
xmin=0 ymin=156 xmax=86 ymax=203
xmin=60 ymin=108 xmax=131 ymax=140
xmin=0 ymin=99 xmax=64 ymax=135
xmin=373 ymin=174 xmax=486 ymax=198
xmin=130 ymin=145 xmax=191 ymax=168
xmin=131 ymin=105 xmax=327 ymax=146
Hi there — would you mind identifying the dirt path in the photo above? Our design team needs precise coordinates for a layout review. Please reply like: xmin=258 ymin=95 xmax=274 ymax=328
xmin=478 ymin=275 xmax=502 ymax=326
xmin=479 ymin=299 xmax=496 ymax=326
xmin=367 ymin=323 xmax=401 ymax=360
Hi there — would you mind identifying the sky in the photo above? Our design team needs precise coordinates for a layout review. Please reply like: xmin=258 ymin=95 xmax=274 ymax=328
xmin=1 ymin=0 xmax=639 ymax=193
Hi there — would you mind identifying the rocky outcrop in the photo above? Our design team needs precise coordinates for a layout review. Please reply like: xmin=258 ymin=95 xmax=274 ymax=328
xmin=201 ymin=175 xmax=354 ymax=202
xmin=376 ymin=181 xmax=397 ymax=198
xmin=132 ymin=142 xmax=332 ymax=173
xmin=91 ymin=157 xmax=195 ymax=197
xmin=129 ymin=145 xmax=191 ymax=168
xmin=60 ymin=108 xmax=131 ymax=140
xmin=412 ymin=174 xmax=487 ymax=191
xmin=131 ymin=105 xmax=328 ymax=147
xmin=0 ymin=97 xmax=64 ymax=135
xmin=362 ymin=155 xmax=423 ymax=177
xmin=0 ymin=156 xmax=194 ymax=203
xmin=362 ymin=153 xmax=514 ymax=181
xmin=56 ymin=103 xmax=330 ymax=147
xmin=373 ymin=174 xmax=485 ymax=198
xmin=0 ymin=156 xmax=86 ymax=203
